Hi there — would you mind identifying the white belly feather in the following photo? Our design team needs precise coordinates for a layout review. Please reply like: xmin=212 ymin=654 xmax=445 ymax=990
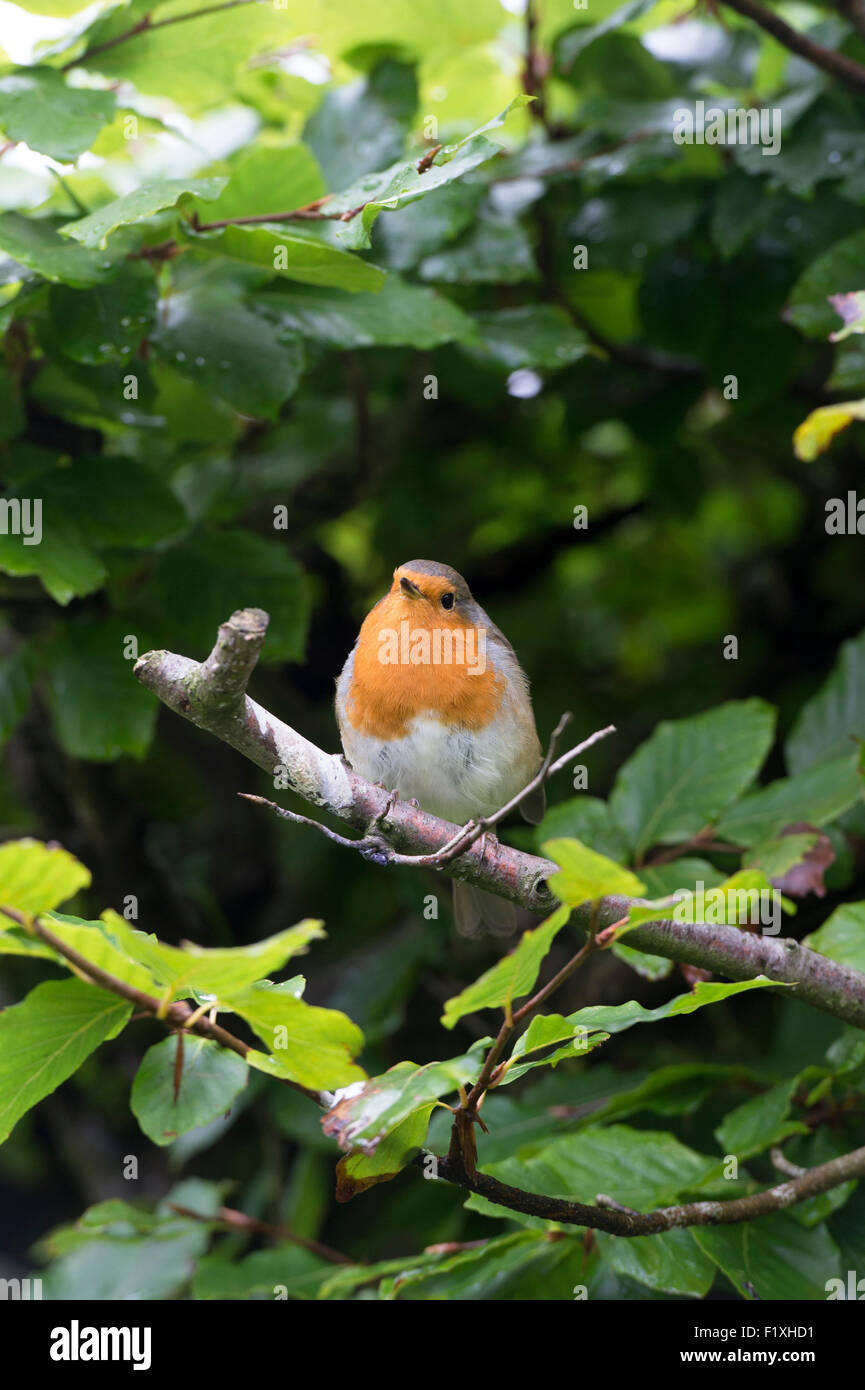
xmin=339 ymin=704 xmax=536 ymax=824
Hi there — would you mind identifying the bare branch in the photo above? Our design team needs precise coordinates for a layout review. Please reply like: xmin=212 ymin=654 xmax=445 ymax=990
xmin=168 ymin=1203 xmax=354 ymax=1265
xmin=426 ymin=1142 xmax=865 ymax=1236
xmin=720 ymin=0 xmax=865 ymax=91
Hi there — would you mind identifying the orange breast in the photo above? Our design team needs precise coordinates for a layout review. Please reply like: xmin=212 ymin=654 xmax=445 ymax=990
xmin=343 ymin=591 xmax=505 ymax=740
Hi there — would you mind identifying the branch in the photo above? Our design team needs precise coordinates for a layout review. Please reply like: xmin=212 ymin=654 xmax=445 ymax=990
xmin=133 ymin=610 xmax=865 ymax=1030
xmin=63 ymin=0 xmax=260 ymax=72
xmin=0 ymin=902 xmax=323 ymax=1104
xmin=834 ymin=0 xmax=865 ymax=41
xmin=425 ymin=1142 xmax=865 ymax=1236
xmin=244 ymin=715 xmax=616 ymax=872
xmin=168 ymin=1203 xmax=354 ymax=1265
xmin=720 ymin=0 xmax=865 ymax=91
xmin=187 ymin=198 xmax=369 ymax=233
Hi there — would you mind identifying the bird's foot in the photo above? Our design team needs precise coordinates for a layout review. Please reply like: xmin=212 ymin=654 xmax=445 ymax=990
xmin=369 ymin=786 xmax=400 ymax=833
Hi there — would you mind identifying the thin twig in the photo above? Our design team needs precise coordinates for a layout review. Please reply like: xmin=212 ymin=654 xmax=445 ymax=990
xmin=424 ymin=1142 xmax=865 ymax=1236
xmin=168 ymin=1203 xmax=355 ymax=1265
xmin=189 ymin=198 xmax=368 ymax=233
xmin=63 ymin=0 xmax=260 ymax=72
xmin=0 ymin=904 xmax=323 ymax=1104
xmin=244 ymin=719 xmax=616 ymax=877
xmin=720 ymin=0 xmax=865 ymax=90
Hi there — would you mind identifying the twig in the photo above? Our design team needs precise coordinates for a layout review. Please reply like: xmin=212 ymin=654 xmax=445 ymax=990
xmin=0 ymin=903 xmax=323 ymax=1105
xmin=63 ymin=0 xmax=260 ymax=72
xmin=424 ymin=1142 xmax=865 ymax=1236
xmin=720 ymin=0 xmax=865 ymax=91
xmin=248 ymin=717 xmax=615 ymax=875
xmin=770 ymin=1146 xmax=808 ymax=1178
xmin=189 ymin=198 xmax=368 ymax=233
xmin=243 ymin=718 xmax=615 ymax=876
xmin=168 ymin=1203 xmax=355 ymax=1265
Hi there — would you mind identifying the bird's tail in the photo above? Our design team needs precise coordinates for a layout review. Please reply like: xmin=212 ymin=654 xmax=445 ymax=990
xmin=452 ymin=880 xmax=517 ymax=937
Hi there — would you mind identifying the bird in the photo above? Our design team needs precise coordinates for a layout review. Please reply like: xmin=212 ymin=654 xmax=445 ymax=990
xmin=335 ymin=559 xmax=544 ymax=935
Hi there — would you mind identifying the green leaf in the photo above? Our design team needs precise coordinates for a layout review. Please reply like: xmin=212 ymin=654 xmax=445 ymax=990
xmin=441 ymin=904 xmax=570 ymax=1028
xmin=0 ymin=503 xmax=105 ymax=605
xmin=188 ymin=224 xmax=385 ymax=294
xmin=0 ymin=212 xmax=116 ymax=287
xmin=464 ymin=305 xmax=589 ymax=371
xmin=0 ymin=929 xmax=58 ymax=961
xmin=558 ymin=0 xmax=661 ymax=69
xmin=0 ymin=978 xmax=131 ymax=1143
xmin=419 ymin=215 xmax=536 ymax=284
xmin=787 ymin=627 xmax=865 ymax=773
xmin=43 ymin=616 xmax=158 ymax=761
xmin=544 ymin=978 xmax=781 ymax=1046
xmin=43 ymin=912 xmax=158 ymax=993
xmin=715 ymin=1077 xmax=808 ymax=1160
xmin=40 ymin=1180 xmax=219 ymax=1300
xmin=609 ymin=700 xmax=776 ymax=856
xmin=803 ymin=900 xmax=865 ymax=973
xmin=499 ymin=1015 xmax=609 ymax=1085
xmin=98 ymin=911 xmax=325 ymax=1000
xmin=329 ymin=96 xmax=531 ymax=250
xmin=242 ymin=988 xmax=366 ymax=1091
xmin=468 ymin=1124 xmax=721 ymax=1215
xmin=713 ymin=754 xmax=860 ymax=847
xmin=0 ymin=837 xmax=90 ymax=914
xmin=637 ymin=858 xmax=727 ymax=898
xmin=693 ymin=1214 xmax=842 ymax=1300
xmin=334 ymin=1104 xmax=435 ymax=1200
xmin=320 ymin=1041 xmax=489 ymax=1152
xmin=622 ymin=870 xmax=786 ymax=932
xmin=534 ymin=796 xmax=631 ymax=862
xmin=381 ymin=1230 xmax=587 ymax=1301
xmin=543 ymin=838 xmax=645 ymax=907
xmin=73 ymin=1 xmax=289 ymax=109
xmin=151 ymin=285 xmax=304 ymax=418
xmin=22 ymin=456 xmax=185 ymax=548
xmin=141 ymin=529 xmax=309 ymax=662
xmin=611 ymin=940 xmax=674 ymax=981
xmin=47 ymin=267 xmax=157 ymax=366
xmin=742 ymin=833 xmax=822 ymax=881
xmin=203 ymin=144 xmax=326 ymax=223
xmin=61 ymin=178 xmax=228 ymax=249
xmin=375 ymin=181 xmax=482 ymax=270
xmin=265 ymin=275 xmax=477 ymax=349
xmin=192 ymin=1246 xmax=329 ymax=1300
xmin=0 ymin=68 xmax=115 ymax=162
xmin=788 ymin=230 xmax=865 ymax=339
xmin=597 ymin=1227 xmax=715 ymax=1298
xmin=131 ymin=1035 xmax=248 ymax=1146
xmin=304 ymin=58 xmax=418 ymax=191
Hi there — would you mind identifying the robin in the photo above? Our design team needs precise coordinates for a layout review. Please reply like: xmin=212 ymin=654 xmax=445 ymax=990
xmin=335 ymin=559 xmax=544 ymax=934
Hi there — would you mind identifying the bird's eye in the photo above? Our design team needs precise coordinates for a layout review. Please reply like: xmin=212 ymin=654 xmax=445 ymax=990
xmin=441 ymin=592 xmax=455 ymax=610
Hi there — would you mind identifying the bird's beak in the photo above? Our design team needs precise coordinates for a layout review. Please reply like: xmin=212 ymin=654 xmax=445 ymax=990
xmin=399 ymin=576 xmax=422 ymax=599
